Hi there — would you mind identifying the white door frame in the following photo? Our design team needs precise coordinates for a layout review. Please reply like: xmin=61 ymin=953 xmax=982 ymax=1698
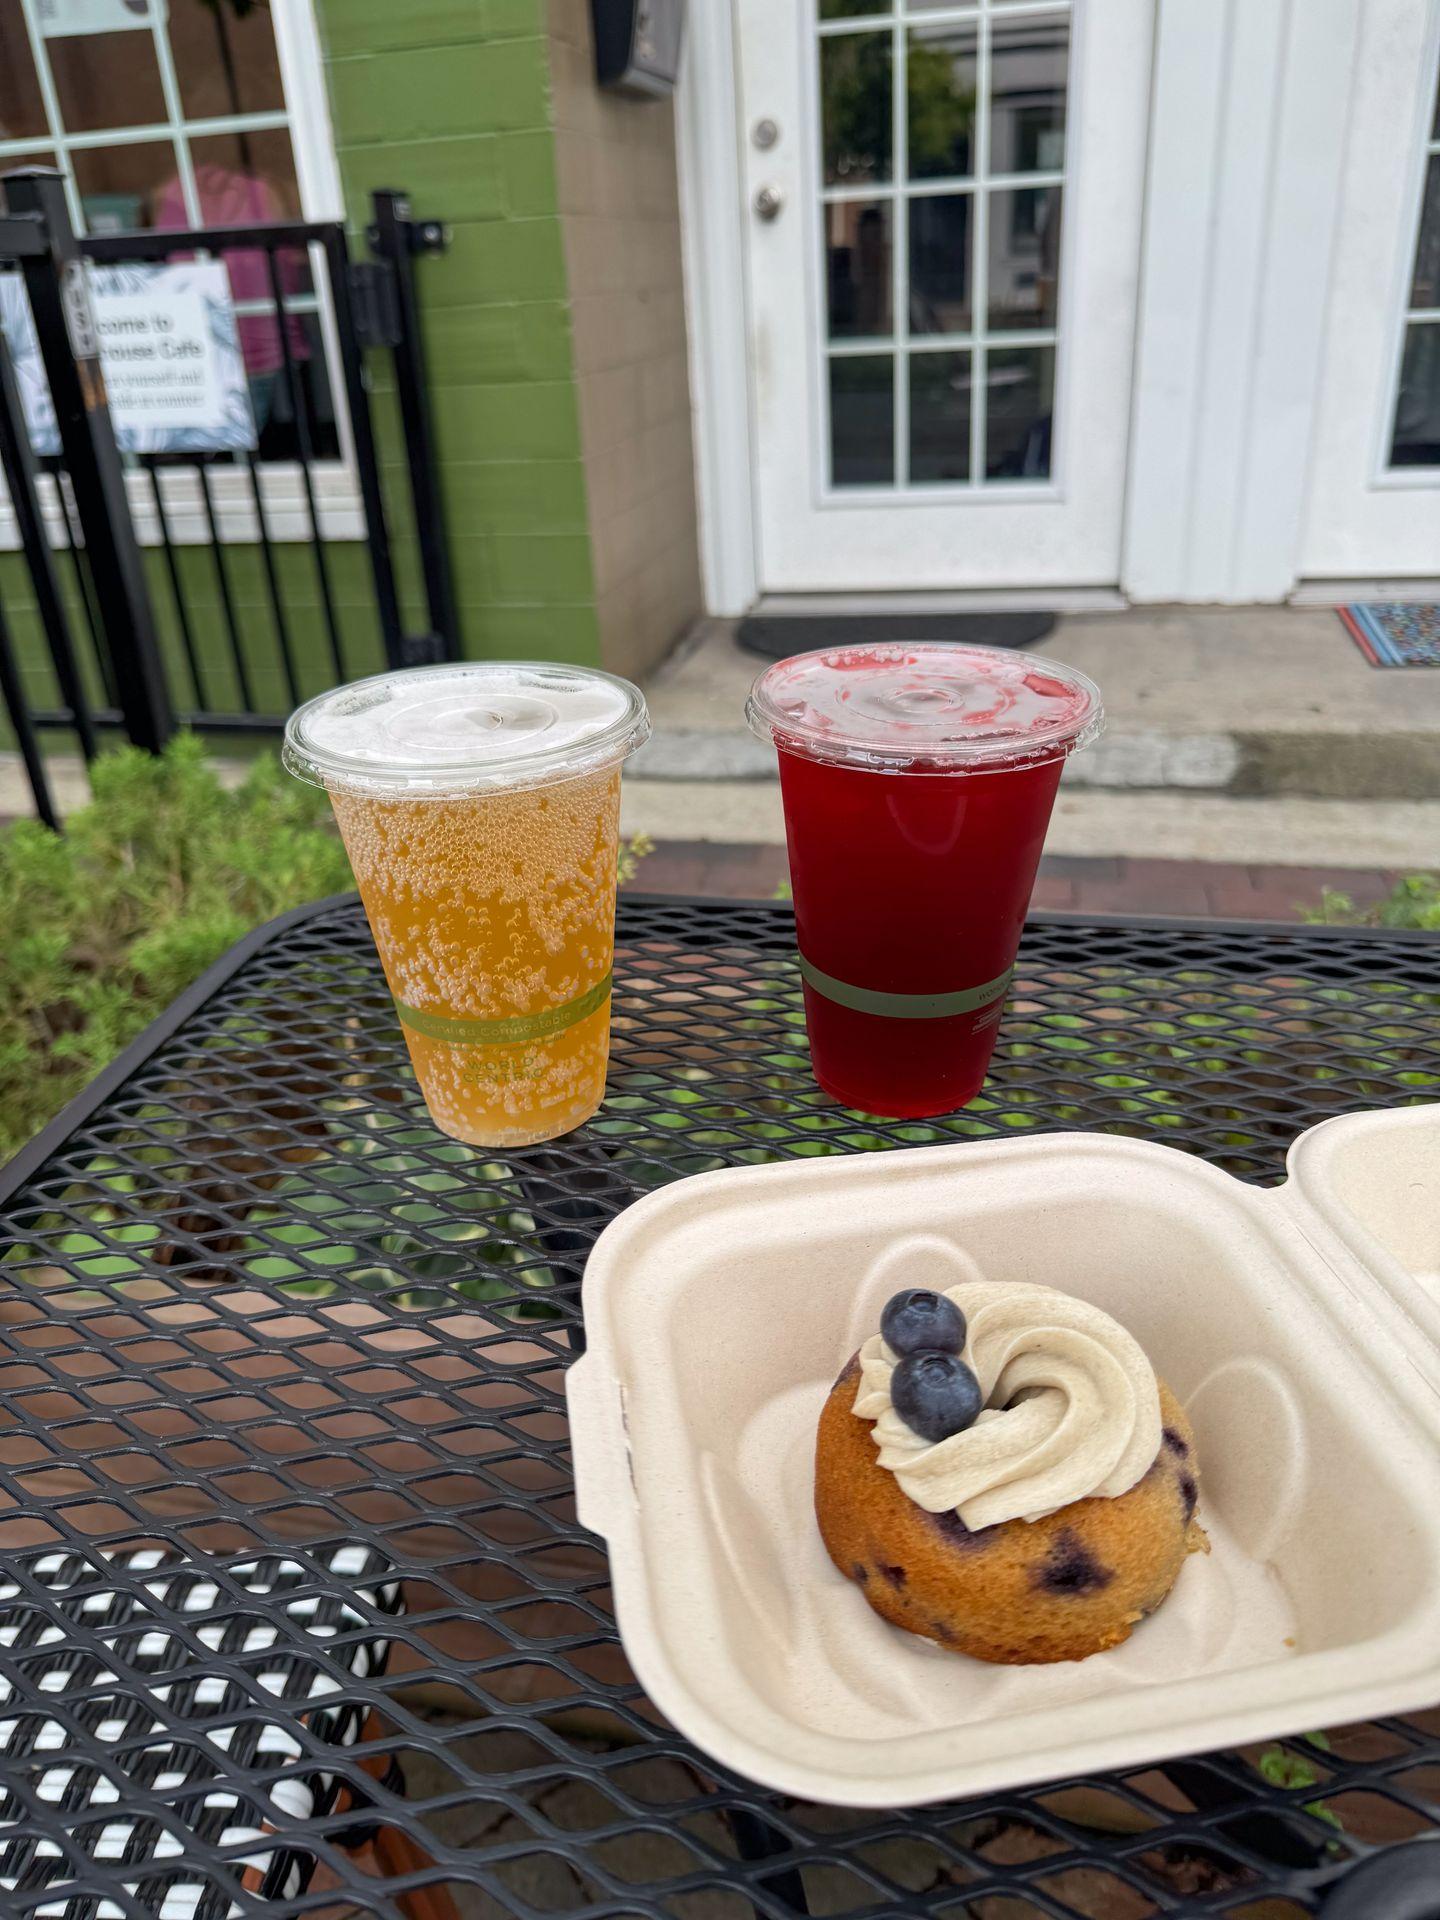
xmin=676 ymin=0 xmax=760 ymax=616
xmin=1296 ymin=0 xmax=1440 ymax=588
xmin=1124 ymin=0 xmax=1363 ymax=605
xmin=676 ymin=0 xmax=1365 ymax=612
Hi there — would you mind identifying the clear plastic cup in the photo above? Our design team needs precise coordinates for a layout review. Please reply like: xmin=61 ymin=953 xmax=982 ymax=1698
xmin=747 ymin=643 xmax=1102 ymax=1118
xmin=284 ymin=662 xmax=650 ymax=1148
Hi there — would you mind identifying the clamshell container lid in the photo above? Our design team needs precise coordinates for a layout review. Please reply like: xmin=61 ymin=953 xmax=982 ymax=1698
xmin=568 ymin=1107 xmax=1440 ymax=1806
xmin=283 ymin=662 xmax=650 ymax=797
xmin=746 ymin=642 xmax=1104 ymax=773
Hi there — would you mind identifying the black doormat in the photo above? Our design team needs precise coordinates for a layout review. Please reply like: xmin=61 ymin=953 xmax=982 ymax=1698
xmin=735 ymin=610 xmax=1058 ymax=660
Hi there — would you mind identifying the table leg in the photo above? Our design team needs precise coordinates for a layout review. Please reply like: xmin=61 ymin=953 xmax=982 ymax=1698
xmin=727 ymin=1808 xmax=811 ymax=1916
xmin=516 ymin=1143 xmax=636 ymax=1356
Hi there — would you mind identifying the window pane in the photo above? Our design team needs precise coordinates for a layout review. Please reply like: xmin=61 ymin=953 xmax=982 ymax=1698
xmin=910 ymin=351 xmax=971 ymax=482
xmin=822 ymin=33 xmax=892 ymax=187
xmin=988 ymin=183 xmax=1062 ymax=330
xmin=0 ymin=7 xmax=50 ymax=143
xmin=169 ymin=0 xmax=285 ymax=120
xmin=71 ymin=141 xmax=179 ymax=231
xmin=985 ymin=345 xmax=1055 ymax=479
xmin=156 ymin=129 xmax=312 ymax=429
xmin=990 ymin=13 xmax=1068 ymax=176
xmin=255 ymin=312 xmax=339 ymax=462
xmin=820 ymin=0 xmax=889 ymax=15
xmin=49 ymin=30 xmax=167 ymax=131
xmin=187 ymin=128 xmax=301 ymax=223
xmin=827 ymin=199 xmax=892 ymax=339
xmin=909 ymin=193 xmax=972 ymax=335
xmin=830 ymin=354 xmax=894 ymax=485
xmin=1409 ymin=155 xmax=1440 ymax=310
xmin=908 ymin=23 xmax=977 ymax=181
xmin=1390 ymin=324 xmax=1440 ymax=467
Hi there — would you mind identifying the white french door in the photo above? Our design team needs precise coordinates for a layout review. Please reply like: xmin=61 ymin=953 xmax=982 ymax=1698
xmin=1300 ymin=0 xmax=1440 ymax=583
xmin=733 ymin=0 xmax=1153 ymax=595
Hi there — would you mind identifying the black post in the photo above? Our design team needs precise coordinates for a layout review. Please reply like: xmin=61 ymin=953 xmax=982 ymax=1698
xmin=0 ymin=595 xmax=58 ymax=829
xmin=368 ymin=190 xmax=460 ymax=661
xmin=0 ymin=322 xmax=97 ymax=760
xmin=2 ymin=169 xmax=172 ymax=751
xmin=323 ymin=224 xmax=407 ymax=671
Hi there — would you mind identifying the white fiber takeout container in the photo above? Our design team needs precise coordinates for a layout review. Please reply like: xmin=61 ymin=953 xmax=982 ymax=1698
xmin=566 ymin=1106 xmax=1440 ymax=1808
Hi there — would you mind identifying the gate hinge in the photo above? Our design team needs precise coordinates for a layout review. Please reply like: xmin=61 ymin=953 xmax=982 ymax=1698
xmin=407 ymin=219 xmax=449 ymax=255
xmin=346 ymin=261 xmax=402 ymax=350
xmin=365 ymin=209 xmax=450 ymax=257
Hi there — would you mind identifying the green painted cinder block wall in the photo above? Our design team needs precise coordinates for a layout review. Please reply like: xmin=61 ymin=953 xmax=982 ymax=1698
xmin=315 ymin=0 xmax=603 ymax=667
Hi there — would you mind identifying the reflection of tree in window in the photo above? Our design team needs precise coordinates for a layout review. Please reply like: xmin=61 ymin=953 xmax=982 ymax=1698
xmin=822 ymin=35 xmax=892 ymax=185
xmin=909 ymin=40 xmax=976 ymax=179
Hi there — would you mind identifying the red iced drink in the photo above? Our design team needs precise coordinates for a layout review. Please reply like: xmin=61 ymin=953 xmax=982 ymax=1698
xmin=747 ymin=644 xmax=1103 ymax=1117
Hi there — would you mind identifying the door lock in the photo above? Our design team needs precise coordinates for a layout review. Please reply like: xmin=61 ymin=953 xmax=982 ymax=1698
xmin=753 ymin=184 xmax=784 ymax=222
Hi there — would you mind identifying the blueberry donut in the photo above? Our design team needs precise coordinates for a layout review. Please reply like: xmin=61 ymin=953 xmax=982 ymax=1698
xmin=814 ymin=1283 xmax=1208 ymax=1665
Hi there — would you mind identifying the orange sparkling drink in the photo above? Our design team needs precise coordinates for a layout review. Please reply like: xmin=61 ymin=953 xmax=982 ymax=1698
xmin=284 ymin=664 xmax=649 ymax=1149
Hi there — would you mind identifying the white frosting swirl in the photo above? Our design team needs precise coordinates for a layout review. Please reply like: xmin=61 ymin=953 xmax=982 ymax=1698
xmin=854 ymin=1281 xmax=1162 ymax=1529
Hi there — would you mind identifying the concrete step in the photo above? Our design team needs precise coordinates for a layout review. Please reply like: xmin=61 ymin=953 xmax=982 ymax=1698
xmin=621 ymin=778 xmax=1440 ymax=870
xmin=640 ymin=607 xmax=1440 ymax=800
xmin=629 ymin=723 xmax=1440 ymax=796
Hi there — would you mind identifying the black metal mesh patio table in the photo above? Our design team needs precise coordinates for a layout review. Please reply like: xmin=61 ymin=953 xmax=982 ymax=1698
xmin=1 ymin=892 xmax=1438 ymax=1920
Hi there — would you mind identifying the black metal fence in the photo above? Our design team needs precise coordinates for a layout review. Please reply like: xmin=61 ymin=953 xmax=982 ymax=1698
xmin=0 ymin=166 xmax=458 ymax=826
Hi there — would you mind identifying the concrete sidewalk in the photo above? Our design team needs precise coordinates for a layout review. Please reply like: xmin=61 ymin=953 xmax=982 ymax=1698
xmin=633 ymin=606 xmax=1440 ymax=800
xmin=621 ymin=606 xmax=1440 ymax=870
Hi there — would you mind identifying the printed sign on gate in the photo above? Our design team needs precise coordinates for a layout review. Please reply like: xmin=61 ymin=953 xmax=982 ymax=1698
xmin=0 ymin=260 xmax=258 ymax=456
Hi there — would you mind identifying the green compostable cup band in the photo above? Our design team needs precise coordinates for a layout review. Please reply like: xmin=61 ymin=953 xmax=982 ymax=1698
xmin=394 ymin=972 xmax=613 ymax=1048
xmin=797 ymin=956 xmax=1014 ymax=1021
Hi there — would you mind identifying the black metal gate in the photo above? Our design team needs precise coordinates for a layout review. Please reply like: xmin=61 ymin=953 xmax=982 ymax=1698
xmin=0 ymin=166 xmax=459 ymax=826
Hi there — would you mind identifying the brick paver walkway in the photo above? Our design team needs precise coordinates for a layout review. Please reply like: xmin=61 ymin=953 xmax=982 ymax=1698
xmin=636 ymin=842 xmax=1404 ymax=923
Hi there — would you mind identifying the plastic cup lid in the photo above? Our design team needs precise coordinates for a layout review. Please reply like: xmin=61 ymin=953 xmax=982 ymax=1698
xmin=283 ymin=662 xmax=650 ymax=796
xmin=746 ymin=642 xmax=1103 ymax=773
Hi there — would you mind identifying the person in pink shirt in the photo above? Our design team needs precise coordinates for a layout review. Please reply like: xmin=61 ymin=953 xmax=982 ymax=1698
xmin=153 ymin=162 xmax=309 ymax=431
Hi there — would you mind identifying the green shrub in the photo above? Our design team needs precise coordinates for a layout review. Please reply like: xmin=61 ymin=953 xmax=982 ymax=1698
xmin=1 ymin=737 xmax=656 ymax=1165
xmin=1306 ymin=873 xmax=1440 ymax=931
xmin=0 ymin=736 xmax=354 ymax=1162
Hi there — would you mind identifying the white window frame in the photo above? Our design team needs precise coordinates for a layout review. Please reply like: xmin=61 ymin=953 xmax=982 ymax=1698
xmin=1370 ymin=1 xmax=1440 ymax=491
xmin=0 ymin=0 xmax=364 ymax=553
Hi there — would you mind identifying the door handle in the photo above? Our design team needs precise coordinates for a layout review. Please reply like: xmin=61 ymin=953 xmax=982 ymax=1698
xmin=753 ymin=185 xmax=784 ymax=223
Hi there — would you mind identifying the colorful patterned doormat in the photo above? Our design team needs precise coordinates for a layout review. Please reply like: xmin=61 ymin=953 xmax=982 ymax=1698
xmin=1340 ymin=603 xmax=1440 ymax=667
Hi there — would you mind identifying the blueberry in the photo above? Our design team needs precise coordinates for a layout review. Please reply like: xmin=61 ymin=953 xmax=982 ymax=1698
xmin=891 ymin=1352 xmax=984 ymax=1444
xmin=880 ymin=1289 xmax=966 ymax=1358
